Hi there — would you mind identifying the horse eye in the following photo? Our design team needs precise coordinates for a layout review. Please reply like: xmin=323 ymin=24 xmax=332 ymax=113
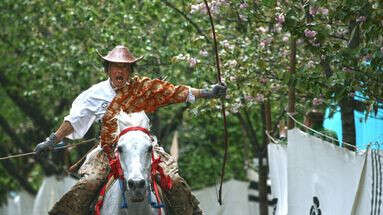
xmin=117 ymin=146 xmax=123 ymax=153
xmin=147 ymin=145 xmax=153 ymax=153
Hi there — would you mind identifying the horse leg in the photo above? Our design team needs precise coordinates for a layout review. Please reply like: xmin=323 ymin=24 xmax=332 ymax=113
xmin=49 ymin=147 xmax=110 ymax=215
xmin=153 ymin=146 xmax=203 ymax=215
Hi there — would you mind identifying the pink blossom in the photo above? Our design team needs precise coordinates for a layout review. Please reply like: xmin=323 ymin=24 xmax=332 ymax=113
xmin=215 ymin=0 xmax=229 ymax=6
xmin=190 ymin=4 xmax=205 ymax=14
xmin=221 ymin=40 xmax=235 ymax=50
xmin=275 ymin=14 xmax=285 ymax=25
xmin=199 ymin=50 xmax=208 ymax=57
xmin=260 ymin=78 xmax=267 ymax=84
xmin=282 ymin=35 xmax=289 ymax=42
xmin=260 ymin=37 xmax=273 ymax=47
xmin=210 ymin=4 xmax=219 ymax=15
xmin=244 ymin=95 xmax=254 ymax=101
xmin=188 ymin=58 xmax=198 ymax=68
xmin=225 ymin=59 xmax=238 ymax=67
xmin=357 ymin=16 xmax=366 ymax=22
xmin=380 ymin=47 xmax=383 ymax=54
xmin=229 ymin=76 xmax=236 ymax=81
xmin=319 ymin=8 xmax=329 ymax=16
xmin=282 ymin=49 xmax=289 ymax=57
xmin=240 ymin=3 xmax=248 ymax=9
xmin=304 ymin=29 xmax=317 ymax=38
xmin=309 ymin=39 xmax=320 ymax=47
xmin=255 ymin=94 xmax=265 ymax=102
xmin=257 ymin=26 xmax=268 ymax=33
xmin=343 ymin=67 xmax=352 ymax=73
xmin=312 ymin=98 xmax=323 ymax=106
xmin=239 ymin=14 xmax=248 ymax=21
xmin=307 ymin=60 xmax=315 ymax=68
xmin=275 ymin=24 xmax=282 ymax=33
xmin=174 ymin=54 xmax=186 ymax=60
xmin=231 ymin=103 xmax=242 ymax=113
xmin=309 ymin=7 xmax=318 ymax=16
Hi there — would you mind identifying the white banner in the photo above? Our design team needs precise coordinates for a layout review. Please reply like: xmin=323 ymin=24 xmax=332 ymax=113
xmin=32 ymin=176 xmax=77 ymax=215
xmin=268 ymin=143 xmax=287 ymax=215
xmin=288 ymin=128 xmax=366 ymax=215
xmin=352 ymin=149 xmax=383 ymax=214
xmin=0 ymin=191 xmax=34 ymax=215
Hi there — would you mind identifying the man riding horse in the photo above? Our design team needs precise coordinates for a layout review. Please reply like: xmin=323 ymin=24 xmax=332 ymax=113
xmin=34 ymin=45 xmax=226 ymax=215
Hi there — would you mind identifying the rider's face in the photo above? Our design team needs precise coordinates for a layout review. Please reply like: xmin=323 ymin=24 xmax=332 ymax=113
xmin=108 ymin=63 xmax=131 ymax=89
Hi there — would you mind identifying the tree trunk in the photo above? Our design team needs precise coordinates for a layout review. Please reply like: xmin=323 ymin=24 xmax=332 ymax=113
xmin=287 ymin=37 xmax=297 ymax=129
xmin=259 ymin=100 xmax=272 ymax=215
xmin=339 ymin=97 xmax=356 ymax=150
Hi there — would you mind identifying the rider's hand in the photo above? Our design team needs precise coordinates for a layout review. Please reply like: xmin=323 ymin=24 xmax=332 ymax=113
xmin=201 ymin=83 xmax=227 ymax=99
xmin=34 ymin=133 xmax=56 ymax=156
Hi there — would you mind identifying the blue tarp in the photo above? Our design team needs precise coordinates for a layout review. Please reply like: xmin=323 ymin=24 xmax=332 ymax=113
xmin=323 ymin=94 xmax=383 ymax=149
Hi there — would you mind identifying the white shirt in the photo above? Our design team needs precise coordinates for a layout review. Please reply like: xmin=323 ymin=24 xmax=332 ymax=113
xmin=64 ymin=79 xmax=115 ymax=139
xmin=64 ymin=79 xmax=195 ymax=140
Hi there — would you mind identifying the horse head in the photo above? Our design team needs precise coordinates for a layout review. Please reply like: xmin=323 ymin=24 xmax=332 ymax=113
xmin=114 ymin=111 xmax=155 ymax=203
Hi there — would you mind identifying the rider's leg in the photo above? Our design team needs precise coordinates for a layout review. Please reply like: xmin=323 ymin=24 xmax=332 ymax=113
xmin=154 ymin=146 xmax=203 ymax=215
xmin=49 ymin=147 xmax=110 ymax=215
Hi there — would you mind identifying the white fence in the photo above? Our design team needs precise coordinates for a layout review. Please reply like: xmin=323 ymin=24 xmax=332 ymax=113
xmin=0 ymin=176 xmax=76 ymax=215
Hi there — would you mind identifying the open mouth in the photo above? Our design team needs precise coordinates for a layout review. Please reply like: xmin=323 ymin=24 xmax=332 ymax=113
xmin=115 ymin=76 xmax=124 ymax=85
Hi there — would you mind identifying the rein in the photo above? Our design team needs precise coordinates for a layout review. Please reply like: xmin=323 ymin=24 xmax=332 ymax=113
xmin=95 ymin=126 xmax=169 ymax=215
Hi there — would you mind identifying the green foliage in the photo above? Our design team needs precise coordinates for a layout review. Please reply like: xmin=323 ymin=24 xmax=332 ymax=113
xmin=0 ymin=0 xmax=382 ymax=206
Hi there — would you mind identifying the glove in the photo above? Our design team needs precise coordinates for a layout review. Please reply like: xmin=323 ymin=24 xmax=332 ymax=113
xmin=201 ymin=83 xmax=227 ymax=99
xmin=34 ymin=133 xmax=56 ymax=156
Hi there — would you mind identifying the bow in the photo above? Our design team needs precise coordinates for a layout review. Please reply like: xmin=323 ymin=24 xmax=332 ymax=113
xmin=202 ymin=0 xmax=229 ymax=205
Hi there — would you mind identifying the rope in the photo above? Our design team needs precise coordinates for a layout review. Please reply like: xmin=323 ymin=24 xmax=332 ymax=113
xmin=54 ymin=138 xmax=97 ymax=150
xmin=265 ymin=131 xmax=279 ymax=144
xmin=286 ymin=112 xmax=358 ymax=150
xmin=0 ymin=138 xmax=96 ymax=161
xmin=0 ymin=152 xmax=35 ymax=160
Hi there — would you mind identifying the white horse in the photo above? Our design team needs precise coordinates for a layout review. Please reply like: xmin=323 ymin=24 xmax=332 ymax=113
xmin=100 ymin=111 xmax=166 ymax=215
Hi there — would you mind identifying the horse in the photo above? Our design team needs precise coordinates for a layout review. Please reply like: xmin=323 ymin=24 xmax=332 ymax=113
xmin=100 ymin=111 xmax=166 ymax=215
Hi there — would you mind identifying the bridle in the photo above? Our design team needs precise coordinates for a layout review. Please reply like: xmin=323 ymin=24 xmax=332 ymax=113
xmin=113 ymin=126 xmax=168 ymax=215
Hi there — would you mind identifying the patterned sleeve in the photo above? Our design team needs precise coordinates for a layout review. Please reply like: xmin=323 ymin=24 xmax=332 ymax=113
xmin=130 ymin=76 xmax=190 ymax=113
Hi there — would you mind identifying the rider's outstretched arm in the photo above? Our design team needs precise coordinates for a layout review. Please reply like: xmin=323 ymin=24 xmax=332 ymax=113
xmin=34 ymin=121 xmax=74 ymax=156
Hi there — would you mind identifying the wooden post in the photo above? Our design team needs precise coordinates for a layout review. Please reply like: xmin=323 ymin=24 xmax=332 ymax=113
xmin=259 ymin=99 xmax=272 ymax=215
xmin=288 ymin=37 xmax=297 ymax=129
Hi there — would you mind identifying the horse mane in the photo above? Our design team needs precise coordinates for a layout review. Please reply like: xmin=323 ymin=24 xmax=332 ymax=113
xmin=113 ymin=110 xmax=151 ymax=137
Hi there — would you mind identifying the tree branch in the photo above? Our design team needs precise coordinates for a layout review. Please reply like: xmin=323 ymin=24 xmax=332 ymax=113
xmin=0 ymin=114 xmax=31 ymax=152
xmin=235 ymin=111 xmax=258 ymax=152
xmin=0 ymin=114 xmax=59 ymax=175
xmin=0 ymin=72 xmax=52 ymax=134
xmin=0 ymin=147 xmax=37 ymax=195
xmin=162 ymin=0 xmax=207 ymax=39
xmin=159 ymin=105 xmax=189 ymax=141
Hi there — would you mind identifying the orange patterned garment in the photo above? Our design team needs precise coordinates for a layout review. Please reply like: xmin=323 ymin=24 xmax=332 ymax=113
xmin=100 ymin=76 xmax=190 ymax=155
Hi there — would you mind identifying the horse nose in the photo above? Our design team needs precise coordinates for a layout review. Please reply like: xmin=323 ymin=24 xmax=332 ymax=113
xmin=127 ymin=178 xmax=146 ymax=190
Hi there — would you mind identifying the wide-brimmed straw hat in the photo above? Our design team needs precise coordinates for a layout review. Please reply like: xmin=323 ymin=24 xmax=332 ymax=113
xmin=97 ymin=45 xmax=143 ymax=63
